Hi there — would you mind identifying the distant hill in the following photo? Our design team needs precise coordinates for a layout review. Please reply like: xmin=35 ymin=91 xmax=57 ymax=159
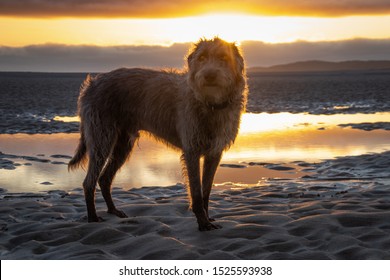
xmin=248 ymin=60 xmax=390 ymax=73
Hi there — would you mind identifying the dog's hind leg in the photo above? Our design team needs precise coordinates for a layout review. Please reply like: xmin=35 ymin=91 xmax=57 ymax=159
xmin=82 ymin=124 xmax=119 ymax=222
xmin=202 ymin=152 xmax=222 ymax=223
xmin=83 ymin=150 xmax=113 ymax=222
xmin=98 ymin=132 xmax=138 ymax=218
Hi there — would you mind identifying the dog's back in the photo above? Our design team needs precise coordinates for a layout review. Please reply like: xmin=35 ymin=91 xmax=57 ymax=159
xmin=79 ymin=68 xmax=184 ymax=148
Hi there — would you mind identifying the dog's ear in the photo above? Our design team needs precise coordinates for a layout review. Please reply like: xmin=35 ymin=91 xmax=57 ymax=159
xmin=231 ymin=43 xmax=245 ymax=74
xmin=187 ymin=52 xmax=194 ymax=64
xmin=187 ymin=38 xmax=207 ymax=65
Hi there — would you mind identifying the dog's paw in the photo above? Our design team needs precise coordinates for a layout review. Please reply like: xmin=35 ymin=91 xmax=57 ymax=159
xmin=108 ymin=208 xmax=128 ymax=218
xmin=198 ymin=222 xmax=222 ymax=231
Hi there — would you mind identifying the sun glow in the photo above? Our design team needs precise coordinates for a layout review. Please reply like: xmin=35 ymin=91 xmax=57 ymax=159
xmin=239 ymin=112 xmax=390 ymax=134
xmin=1 ymin=14 xmax=390 ymax=47
xmin=146 ymin=13 xmax=303 ymax=44
xmin=146 ymin=13 xmax=390 ymax=44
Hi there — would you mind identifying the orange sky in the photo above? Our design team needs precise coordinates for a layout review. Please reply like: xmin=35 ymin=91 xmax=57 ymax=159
xmin=1 ymin=0 xmax=390 ymax=18
xmin=1 ymin=0 xmax=389 ymax=71
xmin=1 ymin=1 xmax=390 ymax=46
xmin=1 ymin=14 xmax=390 ymax=47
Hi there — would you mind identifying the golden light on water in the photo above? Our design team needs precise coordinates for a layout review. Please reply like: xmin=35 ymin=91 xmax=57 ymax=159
xmin=1 ymin=112 xmax=390 ymax=192
xmin=239 ymin=112 xmax=390 ymax=134
xmin=225 ymin=112 xmax=390 ymax=162
xmin=51 ymin=112 xmax=390 ymax=164
xmin=53 ymin=116 xmax=79 ymax=122
xmin=55 ymin=112 xmax=390 ymax=134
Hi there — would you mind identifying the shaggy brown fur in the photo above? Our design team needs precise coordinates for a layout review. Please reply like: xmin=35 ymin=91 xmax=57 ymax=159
xmin=68 ymin=37 xmax=248 ymax=231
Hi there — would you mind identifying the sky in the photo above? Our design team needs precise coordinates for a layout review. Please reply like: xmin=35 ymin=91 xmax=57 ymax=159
xmin=0 ymin=0 xmax=390 ymax=72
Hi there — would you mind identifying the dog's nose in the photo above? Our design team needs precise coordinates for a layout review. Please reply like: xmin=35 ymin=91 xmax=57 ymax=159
xmin=204 ymin=71 xmax=217 ymax=83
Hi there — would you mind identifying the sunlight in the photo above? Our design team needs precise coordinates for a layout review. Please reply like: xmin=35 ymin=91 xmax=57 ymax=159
xmin=230 ymin=112 xmax=390 ymax=162
xmin=239 ymin=112 xmax=314 ymax=133
xmin=1 ymin=14 xmax=390 ymax=46
xmin=148 ymin=13 xmax=304 ymax=44
xmin=53 ymin=112 xmax=390 ymax=134
xmin=53 ymin=116 xmax=79 ymax=122
xmin=239 ymin=112 xmax=390 ymax=134
xmin=135 ymin=13 xmax=387 ymax=45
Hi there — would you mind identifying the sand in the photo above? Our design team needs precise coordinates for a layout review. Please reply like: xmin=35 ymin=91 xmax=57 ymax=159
xmin=1 ymin=151 xmax=390 ymax=260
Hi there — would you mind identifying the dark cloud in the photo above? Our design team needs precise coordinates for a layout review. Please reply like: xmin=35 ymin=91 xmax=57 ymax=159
xmin=0 ymin=0 xmax=389 ymax=18
xmin=1 ymin=39 xmax=390 ymax=72
xmin=241 ymin=39 xmax=390 ymax=67
xmin=0 ymin=43 xmax=190 ymax=72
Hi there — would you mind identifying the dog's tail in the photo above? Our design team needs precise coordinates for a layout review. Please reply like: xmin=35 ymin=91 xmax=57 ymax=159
xmin=68 ymin=74 xmax=93 ymax=171
xmin=68 ymin=129 xmax=87 ymax=171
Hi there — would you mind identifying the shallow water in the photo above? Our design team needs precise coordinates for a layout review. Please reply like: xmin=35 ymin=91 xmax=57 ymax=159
xmin=2 ymin=71 xmax=390 ymax=134
xmin=1 ymin=112 xmax=389 ymax=193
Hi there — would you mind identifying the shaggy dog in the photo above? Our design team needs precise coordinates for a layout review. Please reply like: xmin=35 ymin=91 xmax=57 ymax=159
xmin=68 ymin=37 xmax=248 ymax=231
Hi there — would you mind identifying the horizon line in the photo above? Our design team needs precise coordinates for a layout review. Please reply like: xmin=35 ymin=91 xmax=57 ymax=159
xmin=1 ymin=59 xmax=390 ymax=74
xmin=2 ymin=37 xmax=390 ymax=48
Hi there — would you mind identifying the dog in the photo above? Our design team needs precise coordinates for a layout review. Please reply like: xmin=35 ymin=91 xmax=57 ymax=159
xmin=68 ymin=37 xmax=248 ymax=231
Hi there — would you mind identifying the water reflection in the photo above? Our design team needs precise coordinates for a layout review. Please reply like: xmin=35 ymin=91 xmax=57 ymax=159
xmin=1 ymin=113 xmax=389 ymax=192
xmin=239 ymin=112 xmax=390 ymax=133
xmin=228 ymin=126 xmax=390 ymax=162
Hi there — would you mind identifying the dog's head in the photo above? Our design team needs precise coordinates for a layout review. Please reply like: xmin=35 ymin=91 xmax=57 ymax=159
xmin=187 ymin=37 xmax=246 ymax=108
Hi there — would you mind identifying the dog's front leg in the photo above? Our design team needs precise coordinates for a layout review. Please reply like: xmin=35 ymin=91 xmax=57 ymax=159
xmin=182 ymin=151 xmax=220 ymax=231
xmin=202 ymin=152 xmax=222 ymax=222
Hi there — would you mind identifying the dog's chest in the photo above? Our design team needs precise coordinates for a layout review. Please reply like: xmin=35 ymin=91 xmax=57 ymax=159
xmin=197 ymin=111 xmax=239 ymax=154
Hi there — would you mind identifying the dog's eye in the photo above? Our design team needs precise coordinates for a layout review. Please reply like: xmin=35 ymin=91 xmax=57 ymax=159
xmin=198 ymin=55 xmax=207 ymax=62
xmin=219 ymin=55 xmax=229 ymax=62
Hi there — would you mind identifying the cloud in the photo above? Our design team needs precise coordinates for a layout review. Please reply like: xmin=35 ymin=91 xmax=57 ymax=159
xmin=0 ymin=43 xmax=190 ymax=72
xmin=0 ymin=0 xmax=389 ymax=18
xmin=241 ymin=38 xmax=390 ymax=67
xmin=1 ymin=39 xmax=390 ymax=72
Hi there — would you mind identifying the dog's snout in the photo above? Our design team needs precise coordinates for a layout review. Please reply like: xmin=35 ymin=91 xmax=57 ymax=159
xmin=204 ymin=70 xmax=217 ymax=83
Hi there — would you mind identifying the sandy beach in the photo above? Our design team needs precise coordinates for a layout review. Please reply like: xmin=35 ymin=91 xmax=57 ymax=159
xmin=1 ymin=148 xmax=390 ymax=260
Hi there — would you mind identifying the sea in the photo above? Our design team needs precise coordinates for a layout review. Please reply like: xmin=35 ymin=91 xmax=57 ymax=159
xmin=1 ymin=70 xmax=390 ymax=134
xmin=1 ymin=70 xmax=390 ymax=192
